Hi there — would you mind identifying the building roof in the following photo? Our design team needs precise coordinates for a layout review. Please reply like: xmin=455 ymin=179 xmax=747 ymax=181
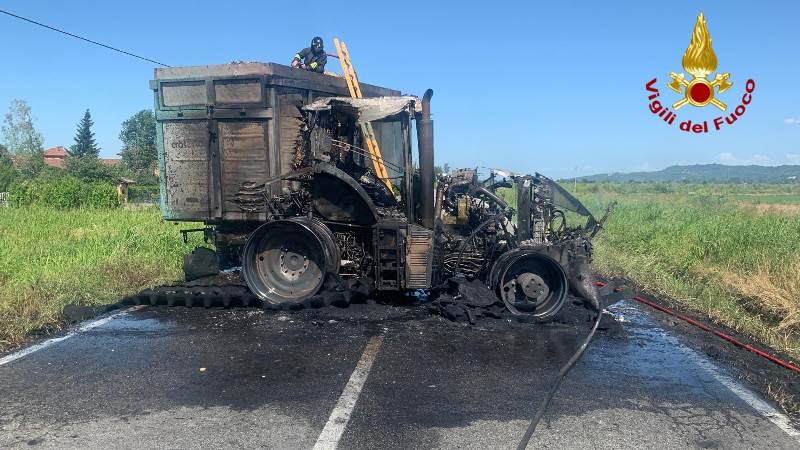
xmin=39 ymin=146 xmax=121 ymax=168
xmin=44 ymin=146 xmax=68 ymax=158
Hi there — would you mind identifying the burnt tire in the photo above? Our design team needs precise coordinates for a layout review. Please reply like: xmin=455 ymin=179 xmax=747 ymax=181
xmin=489 ymin=249 xmax=568 ymax=320
xmin=242 ymin=219 xmax=340 ymax=306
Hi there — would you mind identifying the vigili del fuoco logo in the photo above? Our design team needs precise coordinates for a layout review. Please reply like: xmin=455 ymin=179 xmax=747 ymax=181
xmin=645 ymin=12 xmax=755 ymax=133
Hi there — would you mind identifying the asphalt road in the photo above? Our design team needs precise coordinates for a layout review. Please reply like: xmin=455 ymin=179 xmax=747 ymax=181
xmin=1 ymin=298 xmax=798 ymax=449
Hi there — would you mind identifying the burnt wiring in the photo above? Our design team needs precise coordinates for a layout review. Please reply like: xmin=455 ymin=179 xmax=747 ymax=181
xmin=330 ymin=139 xmax=406 ymax=178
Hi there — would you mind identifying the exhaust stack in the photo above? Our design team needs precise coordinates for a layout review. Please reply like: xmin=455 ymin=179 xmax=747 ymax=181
xmin=417 ymin=89 xmax=435 ymax=229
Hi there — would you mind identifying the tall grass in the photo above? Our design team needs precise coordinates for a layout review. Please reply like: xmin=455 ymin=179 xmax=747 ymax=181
xmin=575 ymin=186 xmax=800 ymax=358
xmin=0 ymin=207 xmax=202 ymax=350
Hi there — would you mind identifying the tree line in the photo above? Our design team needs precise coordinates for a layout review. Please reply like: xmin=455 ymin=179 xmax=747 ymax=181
xmin=0 ymin=99 xmax=158 ymax=191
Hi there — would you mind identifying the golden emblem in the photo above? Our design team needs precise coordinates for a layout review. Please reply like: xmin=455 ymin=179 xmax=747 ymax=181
xmin=668 ymin=12 xmax=733 ymax=110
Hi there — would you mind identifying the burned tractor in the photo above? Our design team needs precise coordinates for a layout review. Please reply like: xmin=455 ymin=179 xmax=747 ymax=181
xmin=152 ymin=62 xmax=610 ymax=319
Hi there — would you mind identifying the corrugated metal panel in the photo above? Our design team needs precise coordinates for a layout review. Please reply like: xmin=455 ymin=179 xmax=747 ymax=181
xmin=163 ymin=121 xmax=209 ymax=216
xmin=406 ymin=225 xmax=433 ymax=288
xmin=218 ymin=121 xmax=268 ymax=219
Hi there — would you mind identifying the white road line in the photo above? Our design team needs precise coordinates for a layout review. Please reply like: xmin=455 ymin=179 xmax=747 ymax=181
xmin=0 ymin=306 xmax=144 ymax=367
xmin=675 ymin=343 xmax=800 ymax=442
xmin=313 ymin=334 xmax=385 ymax=450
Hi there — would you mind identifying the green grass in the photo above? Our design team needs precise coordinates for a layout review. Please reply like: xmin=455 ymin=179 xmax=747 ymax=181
xmin=0 ymin=207 xmax=202 ymax=350
xmin=571 ymin=183 xmax=800 ymax=359
xmin=733 ymin=194 xmax=800 ymax=205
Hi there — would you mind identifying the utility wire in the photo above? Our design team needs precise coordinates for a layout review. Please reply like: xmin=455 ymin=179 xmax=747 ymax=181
xmin=0 ymin=8 xmax=170 ymax=67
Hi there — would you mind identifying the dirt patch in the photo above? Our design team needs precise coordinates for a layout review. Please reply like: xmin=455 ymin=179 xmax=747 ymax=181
xmin=741 ymin=203 xmax=800 ymax=215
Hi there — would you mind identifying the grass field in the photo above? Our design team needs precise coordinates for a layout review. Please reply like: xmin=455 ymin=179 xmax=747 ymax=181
xmin=0 ymin=207 xmax=202 ymax=351
xmin=571 ymin=183 xmax=800 ymax=359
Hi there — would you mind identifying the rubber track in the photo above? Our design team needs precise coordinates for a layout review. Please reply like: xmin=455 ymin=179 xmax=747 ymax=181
xmin=123 ymin=280 xmax=353 ymax=311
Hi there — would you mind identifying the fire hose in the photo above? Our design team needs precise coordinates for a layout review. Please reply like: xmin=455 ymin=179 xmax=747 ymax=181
xmin=518 ymin=277 xmax=800 ymax=448
xmin=592 ymin=281 xmax=800 ymax=374
xmin=516 ymin=281 xmax=602 ymax=449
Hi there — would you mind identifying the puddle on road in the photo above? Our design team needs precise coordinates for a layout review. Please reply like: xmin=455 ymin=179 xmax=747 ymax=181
xmin=99 ymin=315 xmax=175 ymax=332
xmin=586 ymin=299 xmax=718 ymax=392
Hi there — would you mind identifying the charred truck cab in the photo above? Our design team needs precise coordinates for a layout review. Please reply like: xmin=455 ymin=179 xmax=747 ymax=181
xmin=152 ymin=62 xmax=609 ymax=319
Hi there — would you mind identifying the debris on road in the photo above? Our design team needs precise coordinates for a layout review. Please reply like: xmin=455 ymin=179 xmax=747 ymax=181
xmin=429 ymin=276 xmax=506 ymax=324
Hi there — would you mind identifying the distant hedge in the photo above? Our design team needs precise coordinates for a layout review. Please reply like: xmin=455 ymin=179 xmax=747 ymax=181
xmin=128 ymin=184 xmax=160 ymax=203
xmin=8 ymin=176 xmax=118 ymax=209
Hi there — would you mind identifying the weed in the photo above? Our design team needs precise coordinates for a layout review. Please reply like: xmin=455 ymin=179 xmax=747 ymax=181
xmin=0 ymin=207 xmax=202 ymax=350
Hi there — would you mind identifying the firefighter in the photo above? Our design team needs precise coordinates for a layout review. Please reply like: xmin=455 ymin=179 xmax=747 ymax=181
xmin=291 ymin=37 xmax=327 ymax=73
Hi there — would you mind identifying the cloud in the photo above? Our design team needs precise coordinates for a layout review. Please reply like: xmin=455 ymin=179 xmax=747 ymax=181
xmin=718 ymin=152 xmax=738 ymax=164
xmin=717 ymin=152 xmax=776 ymax=165
xmin=787 ymin=153 xmax=800 ymax=164
xmin=785 ymin=118 xmax=800 ymax=125
xmin=751 ymin=154 xmax=773 ymax=165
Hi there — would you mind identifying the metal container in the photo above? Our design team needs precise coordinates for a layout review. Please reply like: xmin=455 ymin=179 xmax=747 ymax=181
xmin=151 ymin=62 xmax=399 ymax=222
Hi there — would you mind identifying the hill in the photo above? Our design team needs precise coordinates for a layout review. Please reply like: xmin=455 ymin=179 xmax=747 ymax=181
xmin=576 ymin=164 xmax=800 ymax=183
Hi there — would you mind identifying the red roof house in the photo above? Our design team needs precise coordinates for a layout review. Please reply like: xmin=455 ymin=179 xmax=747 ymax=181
xmin=43 ymin=146 xmax=68 ymax=168
xmin=41 ymin=146 xmax=121 ymax=168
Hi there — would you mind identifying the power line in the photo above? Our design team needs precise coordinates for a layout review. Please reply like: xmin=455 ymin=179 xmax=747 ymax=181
xmin=0 ymin=8 xmax=171 ymax=67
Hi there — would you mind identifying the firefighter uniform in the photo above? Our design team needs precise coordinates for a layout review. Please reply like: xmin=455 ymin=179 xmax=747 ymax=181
xmin=293 ymin=48 xmax=327 ymax=73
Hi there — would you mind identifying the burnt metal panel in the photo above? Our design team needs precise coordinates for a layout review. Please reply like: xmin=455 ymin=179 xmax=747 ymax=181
xmin=517 ymin=179 xmax=532 ymax=240
xmin=161 ymin=81 xmax=207 ymax=107
xmin=218 ymin=121 xmax=269 ymax=221
xmin=267 ymin=87 xmax=280 ymax=196
xmin=312 ymin=162 xmax=379 ymax=225
xmin=207 ymin=119 xmax=223 ymax=219
xmin=214 ymin=78 xmax=263 ymax=105
xmin=278 ymin=88 xmax=306 ymax=189
xmin=154 ymin=63 xmax=399 ymax=97
xmin=152 ymin=61 xmax=400 ymax=222
xmin=162 ymin=121 xmax=210 ymax=219
xmin=157 ymin=108 xmax=273 ymax=121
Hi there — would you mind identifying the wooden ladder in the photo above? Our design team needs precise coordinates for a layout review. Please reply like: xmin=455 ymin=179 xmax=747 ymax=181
xmin=333 ymin=38 xmax=394 ymax=194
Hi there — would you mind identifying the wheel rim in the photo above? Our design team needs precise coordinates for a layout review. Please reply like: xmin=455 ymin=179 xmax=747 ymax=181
xmin=496 ymin=251 xmax=568 ymax=319
xmin=242 ymin=220 xmax=327 ymax=304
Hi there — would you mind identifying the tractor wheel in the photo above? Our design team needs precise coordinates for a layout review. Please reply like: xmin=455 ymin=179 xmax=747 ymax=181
xmin=242 ymin=219 xmax=339 ymax=305
xmin=490 ymin=249 xmax=568 ymax=319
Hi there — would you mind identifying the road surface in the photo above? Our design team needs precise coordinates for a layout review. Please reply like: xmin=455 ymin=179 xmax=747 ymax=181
xmin=1 ymin=298 xmax=798 ymax=449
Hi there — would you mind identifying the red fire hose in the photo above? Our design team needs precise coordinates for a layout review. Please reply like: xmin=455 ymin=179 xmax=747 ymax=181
xmin=595 ymin=281 xmax=800 ymax=374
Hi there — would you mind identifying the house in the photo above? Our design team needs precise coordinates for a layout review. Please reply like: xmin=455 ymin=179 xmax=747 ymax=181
xmin=43 ymin=146 xmax=68 ymax=168
xmin=42 ymin=146 xmax=121 ymax=168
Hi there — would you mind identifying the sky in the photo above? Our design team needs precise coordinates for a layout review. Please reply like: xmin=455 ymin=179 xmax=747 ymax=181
xmin=1 ymin=0 xmax=799 ymax=178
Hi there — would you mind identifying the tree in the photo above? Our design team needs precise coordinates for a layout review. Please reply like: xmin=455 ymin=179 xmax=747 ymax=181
xmin=119 ymin=110 xmax=157 ymax=183
xmin=70 ymin=109 xmax=100 ymax=158
xmin=0 ymin=143 xmax=10 ymax=166
xmin=0 ymin=144 xmax=15 ymax=191
xmin=65 ymin=156 xmax=111 ymax=182
xmin=2 ymin=99 xmax=44 ymax=176
xmin=66 ymin=109 xmax=110 ymax=182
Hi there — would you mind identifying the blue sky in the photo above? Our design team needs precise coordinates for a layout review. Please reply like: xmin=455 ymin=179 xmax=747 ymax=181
xmin=1 ymin=0 xmax=798 ymax=178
